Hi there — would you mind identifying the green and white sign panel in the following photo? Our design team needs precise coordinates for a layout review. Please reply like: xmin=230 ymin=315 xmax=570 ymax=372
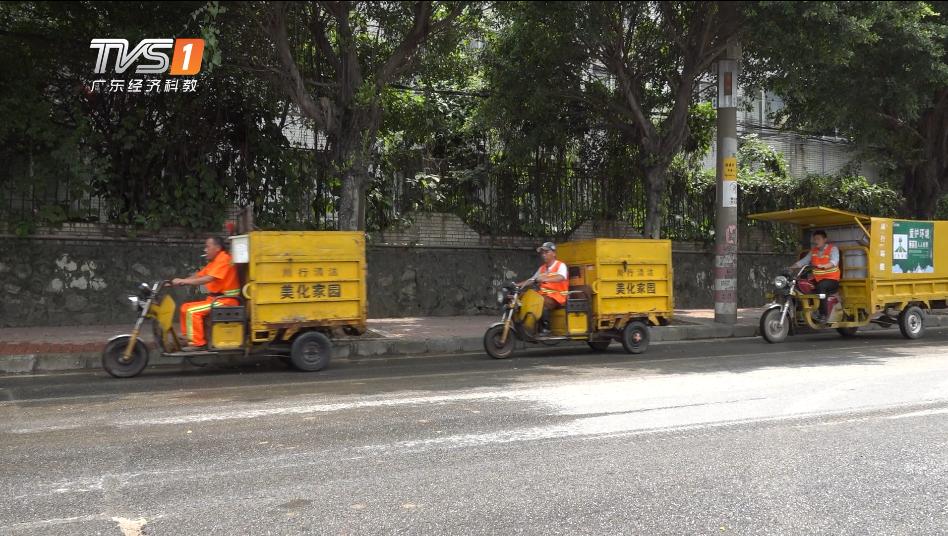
xmin=892 ymin=220 xmax=934 ymax=274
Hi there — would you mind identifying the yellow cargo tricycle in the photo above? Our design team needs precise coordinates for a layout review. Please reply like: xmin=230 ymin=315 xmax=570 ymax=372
xmin=751 ymin=207 xmax=948 ymax=343
xmin=483 ymin=239 xmax=673 ymax=358
xmin=102 ymin=232 xmax=367 ymax=377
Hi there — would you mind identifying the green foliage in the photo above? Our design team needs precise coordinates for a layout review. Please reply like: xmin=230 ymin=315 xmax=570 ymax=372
xmin=735 ymin=135 xmax=903 ymax=218
xmin=1 ymin=0 xmax=933 ymax=245
xmin=0 ymin=1 xmax=317 ymax=233
xmin=743 ymin=0 xmax=948 ymax=216
xmin=665 ymin=134 xmax=903 ymax=248
xmin=737 ymin=134 xmax=788 ymax=176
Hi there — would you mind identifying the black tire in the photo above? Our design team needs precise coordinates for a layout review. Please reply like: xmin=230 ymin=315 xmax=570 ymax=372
xmin=290 ymin=331 xmax=332 ymax=371
xmin=102 ymin=336 xmax=150 ymax=378
xmin=760 ymin=307 xmax=789 ymax=344
xmin=484 ymin=324 xmax=515 ymax=359
xmin=621 ymin=321 xmax=650 ymax=354
xmin=836 ymin=327 xmax=859 ymax=337
xmin=898 ymin=306 xmax=925 ymax=339
xmin=587 ymin=340 xmax=611 ymax=352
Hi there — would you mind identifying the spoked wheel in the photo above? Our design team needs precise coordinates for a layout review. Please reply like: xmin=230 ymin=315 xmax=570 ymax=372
xmin=587 ymin=340 xmax=611 ymax=352
xmin=484 ymin=324 xmax=515 ymax=359
xmin=102 ymin=336 xmax=150 ymax=378
xmin=898 ymin=306 xmax=925 ymax=339
xmin=290 ymin=331 xmax=333 ymax=371
xmin=621 ymin=321 xmax=650 ymax=354
xmin=760 ymin=307 xmax=789 ymax=344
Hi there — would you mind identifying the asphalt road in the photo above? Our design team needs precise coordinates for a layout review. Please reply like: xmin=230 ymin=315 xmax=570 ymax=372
xmin=2 ymin=329 xmax=947 ymax=535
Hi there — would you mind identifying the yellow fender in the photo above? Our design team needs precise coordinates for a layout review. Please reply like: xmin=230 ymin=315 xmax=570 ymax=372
xmin=518 ymin=289 xmax=545 ymax=333
xmin=148 ymin=293 xmax=180 ymax=351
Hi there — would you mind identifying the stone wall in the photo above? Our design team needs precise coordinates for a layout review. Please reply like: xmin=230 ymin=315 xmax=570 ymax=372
xmin=0 ymin=235 xmax=206 ymax=327
xmin=0 ymin=216 xmax=794 ymax=327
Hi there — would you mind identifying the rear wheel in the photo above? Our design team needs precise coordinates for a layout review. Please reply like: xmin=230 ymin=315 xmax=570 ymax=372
xmin=760 ymin=307 xmax=789 ymax=343
xmin=290 ymin=332 xmax=332 ymax=371
xmin=621 ymin=321 xmax=649 ymax=354
xmin=484 ymin=324 xmax=515 ymax=359
xmin=836 ymin=326 xmax=859 ymax=337
xmin=102 ymin=336 xmax=150 ymax=378
xmin=898 ymin=306 xmax=925 ymax=339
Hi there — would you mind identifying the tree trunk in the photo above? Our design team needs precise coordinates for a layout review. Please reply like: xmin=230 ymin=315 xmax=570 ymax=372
xmin=338 ymin=162 xmax=368 ymax=231
xmin=903 ymin=93 xmax=948 ymax=219
xmin=642 ymin=165 xmax=665 ymax=239
xmin=902 ymin=165 xmax=941 ymax=219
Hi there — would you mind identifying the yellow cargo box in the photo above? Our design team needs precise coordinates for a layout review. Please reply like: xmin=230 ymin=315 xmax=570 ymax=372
xmin=237 ymin=231 xmax=367 ymax=335
xmin=557 ymin=239 xmax=674 ymax=329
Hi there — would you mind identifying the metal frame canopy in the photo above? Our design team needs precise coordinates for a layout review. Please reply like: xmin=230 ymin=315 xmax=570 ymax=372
xmin=748 ymin=206 xmax=872 ymax=228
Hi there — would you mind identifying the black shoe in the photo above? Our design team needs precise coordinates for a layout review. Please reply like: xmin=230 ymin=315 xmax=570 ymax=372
xmin=811 ymin=312 xmax=825 ymax=323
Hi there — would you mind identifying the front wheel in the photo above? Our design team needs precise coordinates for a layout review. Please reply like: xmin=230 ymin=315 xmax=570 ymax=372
xmin=898 ymin=306 xmax=925 ymax=339
xmin=760 ymin=307 xmax=790 ymax=343
xmin=484 ymin=324 xmax=515 ymax=359
xmin=290 ymin=331 xmax=333 ymax=371
xmin=102 ymin=336 xmax=150 ymax=378
xmin=621 ymin=321 xmax=649 ymax=354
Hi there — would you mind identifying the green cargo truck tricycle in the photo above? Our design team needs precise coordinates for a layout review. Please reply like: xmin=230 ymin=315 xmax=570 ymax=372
xmin=751 ymin=207 xmax=948 ymax=343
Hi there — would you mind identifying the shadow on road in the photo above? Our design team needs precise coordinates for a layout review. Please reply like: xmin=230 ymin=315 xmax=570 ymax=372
xmin=2 ymin=328 xmax=945 ymax=405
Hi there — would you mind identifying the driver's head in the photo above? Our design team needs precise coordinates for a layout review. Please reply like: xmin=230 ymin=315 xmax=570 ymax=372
xmin=536 ymin=242 xmax=557 ymax=264
xmin=204 ymin=236 xmax=226 ymax=260
xmin=811 ymin=230 xmax=827 ymax=248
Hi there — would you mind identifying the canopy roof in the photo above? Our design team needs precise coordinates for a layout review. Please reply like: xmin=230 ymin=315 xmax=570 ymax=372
xmin=748 ymin=206 xmax=871 ymax=228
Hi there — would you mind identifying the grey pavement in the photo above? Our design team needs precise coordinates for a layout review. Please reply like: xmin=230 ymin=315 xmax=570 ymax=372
xmin=1 ymin=331 xmax=947 ymax=534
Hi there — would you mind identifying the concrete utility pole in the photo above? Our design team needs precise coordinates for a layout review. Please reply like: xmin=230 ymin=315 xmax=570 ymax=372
xmin=714 ymin=43 xmax=740 ymax=325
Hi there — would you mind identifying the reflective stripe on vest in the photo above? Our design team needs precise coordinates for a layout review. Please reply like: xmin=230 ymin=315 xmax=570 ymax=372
xmin=811 ymin=244 xmax=840 ymax=281
xmin=539 ymin=260 xmax=569 ymax=303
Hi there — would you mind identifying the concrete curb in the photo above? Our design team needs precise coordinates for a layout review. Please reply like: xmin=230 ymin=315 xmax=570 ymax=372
xmin=2 ymin=315 xmax=944 ymax=374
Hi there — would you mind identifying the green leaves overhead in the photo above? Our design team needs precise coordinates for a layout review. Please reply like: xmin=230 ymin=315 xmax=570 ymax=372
xmin=744 ymin=1 xmax=948 ymax=217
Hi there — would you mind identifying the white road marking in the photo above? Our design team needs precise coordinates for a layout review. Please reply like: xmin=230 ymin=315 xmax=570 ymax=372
xmin=112 ymin=516 xmax=147 ymax=536
xmin=887 ymin=407 xmax=948 ymax=419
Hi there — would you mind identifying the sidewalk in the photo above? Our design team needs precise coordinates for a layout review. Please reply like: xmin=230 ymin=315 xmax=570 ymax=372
xmin=1 ymin=309 xmax=944 ymax=374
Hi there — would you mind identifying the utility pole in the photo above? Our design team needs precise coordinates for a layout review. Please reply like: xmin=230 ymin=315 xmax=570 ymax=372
xmin=714 ymin=42 xmax=740 ymax=325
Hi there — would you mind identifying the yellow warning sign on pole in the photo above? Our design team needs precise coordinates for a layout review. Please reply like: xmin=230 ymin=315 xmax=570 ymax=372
xmin=723 ymin=156 xmax=738 ymax=181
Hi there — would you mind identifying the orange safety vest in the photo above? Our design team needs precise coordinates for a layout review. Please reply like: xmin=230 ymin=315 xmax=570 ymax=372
xmin=810 ymin=244 xmax=840 ymax=282
xmin=538 ymin=260 xmax=569 ymax=305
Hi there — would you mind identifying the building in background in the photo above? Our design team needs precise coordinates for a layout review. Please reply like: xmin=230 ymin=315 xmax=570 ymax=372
xmin=702 ymin=88 xmax=881 ymax=181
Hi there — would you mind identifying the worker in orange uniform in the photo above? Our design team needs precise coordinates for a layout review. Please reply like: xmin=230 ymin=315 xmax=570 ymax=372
xmin=171 ymin=236 xmax=241 ymax=350
xmin=516 ymin=242 xmax=569 ymax=335
xmin=790 ymin=229 xmax=841 ymax=323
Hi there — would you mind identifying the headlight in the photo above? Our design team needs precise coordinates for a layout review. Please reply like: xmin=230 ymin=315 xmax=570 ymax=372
xmin=774 ymin=276 xmax=788 ymax=289
xmin=127 ymin=295 xmax=141 ymax=311
xmin=497 ymin=291 xmax=505 ymax=304
xmin=137 ymin=282 xmax=153 ymax=300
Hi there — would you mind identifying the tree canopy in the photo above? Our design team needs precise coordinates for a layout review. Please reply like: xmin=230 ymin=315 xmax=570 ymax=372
xmin=1 ymin=0 xmax=946 ymax=237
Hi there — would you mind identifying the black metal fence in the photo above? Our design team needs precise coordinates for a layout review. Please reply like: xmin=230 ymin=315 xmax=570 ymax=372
xmin=1 ymin=158 xmax=718 ymax=240
xmin=366 ymin=156 xmax=717 ymax=241
xmin=6 ymin=149 xmax=890 ymax=247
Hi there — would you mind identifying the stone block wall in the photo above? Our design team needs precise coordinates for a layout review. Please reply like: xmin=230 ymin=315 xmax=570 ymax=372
xmin=0 ymin=214 xmax=794 ymax=327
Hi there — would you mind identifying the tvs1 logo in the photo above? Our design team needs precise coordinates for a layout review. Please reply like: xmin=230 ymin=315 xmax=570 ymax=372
xmin=88 ymin=38 xmax=205 ymax=94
